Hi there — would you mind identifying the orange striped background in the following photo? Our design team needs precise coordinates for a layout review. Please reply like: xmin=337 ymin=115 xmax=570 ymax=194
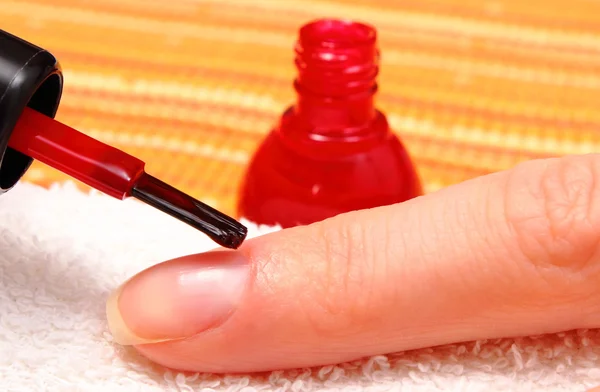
xmin=3 ymin=0 xmax=600 ymax=217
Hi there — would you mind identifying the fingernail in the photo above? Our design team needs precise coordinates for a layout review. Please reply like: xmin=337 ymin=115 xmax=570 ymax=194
xmin=106 ymin=251 xmax=250 ymax=345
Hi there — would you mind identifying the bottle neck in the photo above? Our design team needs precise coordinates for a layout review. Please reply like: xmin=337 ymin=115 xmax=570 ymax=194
xmin=290 ymin=19 xmax=380 ymax=135
xmin=294 ymin=83 xmax=377 ymax=131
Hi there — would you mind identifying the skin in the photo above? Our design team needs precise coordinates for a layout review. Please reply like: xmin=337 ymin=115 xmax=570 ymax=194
xmin=107 ymin=153 xmax=600 ymax=389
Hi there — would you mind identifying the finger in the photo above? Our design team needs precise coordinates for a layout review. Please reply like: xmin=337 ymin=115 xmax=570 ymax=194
xmin=107 ymin=153 xmax=600 ymax=373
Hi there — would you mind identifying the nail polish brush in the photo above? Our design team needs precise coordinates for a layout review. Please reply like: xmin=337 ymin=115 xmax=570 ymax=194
xmin=0 ymin=29 xmax=247 ymax=249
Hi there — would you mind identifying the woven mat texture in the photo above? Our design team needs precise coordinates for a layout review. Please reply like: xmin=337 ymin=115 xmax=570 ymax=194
xmin=3 ymin=0 xmax=599 ymax=216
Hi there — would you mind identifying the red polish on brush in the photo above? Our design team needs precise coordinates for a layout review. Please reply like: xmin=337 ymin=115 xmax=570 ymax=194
xmin=8 ymin=107 xmax=248 ymax=249
xmin=0 ymin=29 xmax=245 ymax=248
xmin=237 ymin=19 xmax=423 ymax=228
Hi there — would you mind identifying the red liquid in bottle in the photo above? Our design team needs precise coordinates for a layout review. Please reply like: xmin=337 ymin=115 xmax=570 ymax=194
xmin=237 ymin=19 xmax=422 ymax=228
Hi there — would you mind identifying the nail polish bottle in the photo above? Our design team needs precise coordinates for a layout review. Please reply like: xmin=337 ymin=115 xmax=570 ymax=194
xmin=237 ymin=19 xmax=422 ymax=228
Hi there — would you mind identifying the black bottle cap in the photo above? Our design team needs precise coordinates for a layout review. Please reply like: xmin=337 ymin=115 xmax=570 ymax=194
xmin=0 ymin=29 xmax=63 ymax=194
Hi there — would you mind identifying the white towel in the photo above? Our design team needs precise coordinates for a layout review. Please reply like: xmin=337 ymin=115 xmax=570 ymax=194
xmin=1 ymin=181 xmax=599 ymax=392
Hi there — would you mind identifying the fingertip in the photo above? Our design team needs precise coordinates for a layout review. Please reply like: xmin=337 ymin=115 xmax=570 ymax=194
xmin=106 ymin=280 xmax=175 ymax=346
xmin=106 ymin=250 xmax=250 ymax=346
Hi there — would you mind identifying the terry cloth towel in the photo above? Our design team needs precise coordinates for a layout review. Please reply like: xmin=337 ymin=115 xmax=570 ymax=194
xmin=1 ymin=181 xmax=600 ymax=392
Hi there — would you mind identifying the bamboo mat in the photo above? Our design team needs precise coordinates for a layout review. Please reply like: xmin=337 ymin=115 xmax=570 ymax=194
xmin=2 ymin=0 xmax=600 ymax=217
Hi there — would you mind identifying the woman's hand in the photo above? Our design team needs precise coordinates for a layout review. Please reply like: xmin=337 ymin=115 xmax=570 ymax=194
xmin=106 ymin=153 xmax=600 ymax=375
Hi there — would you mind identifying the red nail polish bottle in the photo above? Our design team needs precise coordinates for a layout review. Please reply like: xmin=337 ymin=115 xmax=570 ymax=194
xmin=237 ymin=19 xmax=422 ymax=228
